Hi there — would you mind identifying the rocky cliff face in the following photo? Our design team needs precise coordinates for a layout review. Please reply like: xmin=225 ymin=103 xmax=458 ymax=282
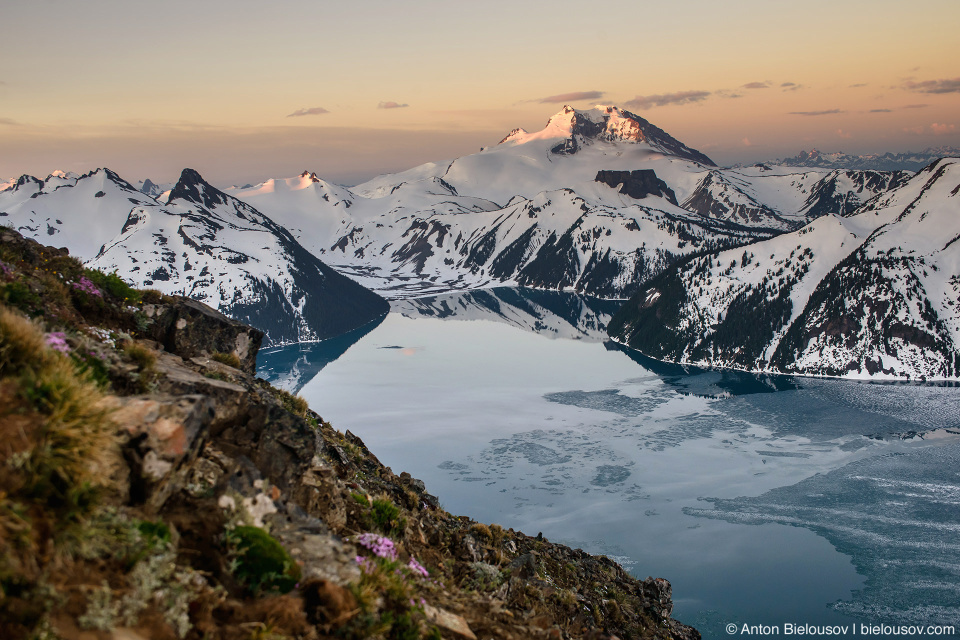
xmin=0 ymin=228 xmax=699 ymax=640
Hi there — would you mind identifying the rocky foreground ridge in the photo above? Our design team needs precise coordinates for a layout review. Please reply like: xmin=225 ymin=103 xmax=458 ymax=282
xmin=0 ymin=227 xmax=698 ymax=640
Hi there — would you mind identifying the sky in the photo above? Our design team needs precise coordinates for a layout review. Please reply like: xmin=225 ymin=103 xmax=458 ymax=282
xmin=2 ymin=0 xmax=959 ymax=186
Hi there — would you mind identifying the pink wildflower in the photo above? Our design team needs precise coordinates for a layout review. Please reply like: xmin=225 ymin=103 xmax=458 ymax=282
xmin=355 ymin=533 xmax=398 ymax=561
xmin=45 ymin=332 xmax=70 ymax=353
xmin=407 ymin=558 xmax=429 ymax=578
xmin=72 ymin=276 xmax=102 ymax=297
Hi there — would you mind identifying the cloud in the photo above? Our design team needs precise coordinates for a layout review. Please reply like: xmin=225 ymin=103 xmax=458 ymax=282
xmin=781 ymin=82 xmax=801 ymax=91
xmin=931 ymin=123 xmax=957 ymax=135
xmin=742 ymin=81 xmax=770 ymax=89
xmin=625 ymin=90 xmax=711 ymax=110
xmin=715 ymin=89 xmax=743 ymax=99
xmin=0 ymin=117 xmax=17 ymax=126
xmin=902 ymin=125 xmax=925 ymax=135
xmin=537 ymin=91 xmax=605 ymax=103
xmin=837 ymin=129 xmax=852 ymax=139
xmin=377 ymin=101 xmax=409 ymax=109
xmin=903 ymin=77 xmax=960 ymax=94
xmin=741 ymin=137 xmax=753 ymax=147
xmin=789 ymin=109 xmax=844 ymax=116
xmin=903 ymin=103 xmax=929 ymax=109
xmin=869 ymin=109 xmax=893 ymax=113
xmin=849 ymin=83 xmax=868 ymax=88
xmin=286 ymin=107 xmax=330 ymax=117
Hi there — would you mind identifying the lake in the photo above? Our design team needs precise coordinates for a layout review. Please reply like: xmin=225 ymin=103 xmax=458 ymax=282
xmin=258 ymin=288 xmax=960 ymax=639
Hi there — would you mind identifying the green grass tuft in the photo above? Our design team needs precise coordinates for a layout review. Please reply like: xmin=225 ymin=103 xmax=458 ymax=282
xmin=226 ymin=525 xmax=301 ymax=595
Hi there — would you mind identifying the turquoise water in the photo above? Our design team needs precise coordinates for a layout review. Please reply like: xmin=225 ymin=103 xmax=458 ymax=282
xmin=258 ymin=288 xmax=960 ymax=639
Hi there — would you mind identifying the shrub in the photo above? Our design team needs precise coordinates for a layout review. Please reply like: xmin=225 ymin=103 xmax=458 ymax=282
xmin=470 ymin=523 xmax=492 ymax=542
xmin=140 ymin=289 xmax=164 ymax=304
xmin=371 ymin=498 xmax=405 ymax=537
xmin=82 ymin=269 xmax=142 ymax=304
xmin=226 ymin=526 xmax=301 ymax=595
xmin=1 ymin=280 xmax=40 ymax=313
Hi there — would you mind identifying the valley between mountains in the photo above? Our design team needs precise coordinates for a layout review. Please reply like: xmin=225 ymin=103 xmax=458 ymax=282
xmin=2 ymin=105 xmax=958 ymax=380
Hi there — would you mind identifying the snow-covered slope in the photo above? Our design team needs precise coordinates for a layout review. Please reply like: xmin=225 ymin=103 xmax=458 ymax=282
xmin=86 ymin=169 xmax=390 ymax=345
xmin=0 ymin=169 xmax=155 ymax=259
xmin=608 ymin=158 xmax=960 ymax=380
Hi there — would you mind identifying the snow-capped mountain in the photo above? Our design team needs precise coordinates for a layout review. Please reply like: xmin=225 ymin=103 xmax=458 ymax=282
xmin=88 ymin=169 xmax=388 ymax=345
xmin=232 ymin=105 xmax=908 ymax=299
xmin=759 ymin=147 xmax=960 ymax=172
xmin=0 ymin=168 xmax=156 ymax=259
xmin=608 ymin=158 xmax=960 ymax=380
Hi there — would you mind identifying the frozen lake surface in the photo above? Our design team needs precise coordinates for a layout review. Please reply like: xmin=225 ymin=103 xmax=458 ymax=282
xmin=259 ymin=288 xmax=960 ymax=639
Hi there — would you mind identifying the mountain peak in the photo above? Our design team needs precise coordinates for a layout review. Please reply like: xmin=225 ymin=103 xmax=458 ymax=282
xmin=499 ymin=104 xmax=716 ymax=166
xmin=299 ymin=170 xmax=321 ymax=182
xmin=168 ymin=168 xmax=229 ymax=208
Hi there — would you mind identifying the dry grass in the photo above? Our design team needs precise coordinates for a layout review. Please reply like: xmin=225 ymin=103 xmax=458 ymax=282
xmin=1 ymin=303 xmax=118 ymax=510
xmin=0 ymin=306 xmax=53 ymax=378
xmin=275 ymin=388 xmax=309 ymax=418
xmin=211 ymin=351 xmax=243 ymax=369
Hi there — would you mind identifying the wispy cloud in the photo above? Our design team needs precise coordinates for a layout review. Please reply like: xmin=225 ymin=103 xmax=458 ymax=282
xmin=903 ymin=77 xmax=960 ymax=94
xmin=286 ymin=107 xmax=330 ymax=117
xmin=781 ymin=82 xmax=801 ymax=91
xmin=789 ymin=109 xmax=844 ymax=116
xmin=537 ymin=90 xmax=604 ymax=103
xmin=625 ymin=90 xmax=711 ymax=110
xmin=741 ymin=137 xmax=753 ymax=147
xmin=902 ymin=123 xmax=957 ymax=136
xmin=742 ymin=81 xmax=770 ymax=89
xmin=869 ymin=109 xmax=893 ymax=113
xmin=903 ymin=103 xmax=929 ymax=109
xmin=849 ymin=83 xmax=868 ymax=88
xmin=378 ymin=101 xmax=409 ymax=109
xmin=0 ymin=117 xmax=17 ymax=126
xmin=837 ymin=128 xmax=852 ymax=139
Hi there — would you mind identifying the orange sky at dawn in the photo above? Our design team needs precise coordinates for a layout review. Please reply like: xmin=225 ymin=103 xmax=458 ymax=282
xmin=2 ymin=0 xmax=958 ymax=185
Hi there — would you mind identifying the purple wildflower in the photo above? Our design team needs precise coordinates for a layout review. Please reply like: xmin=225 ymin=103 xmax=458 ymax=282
xmin=45 ymin=332 xmax=70 ymax=353
xmin=0 ymin=261 xmax=11 ymax=277
xmin=355 ymin=556 xmax=376 ymax=574
xmin=407 ymin=558 xmax=429 ymax=578
xmin=355 ymin=533 xmax=398 ymax=561
xmin=72 ymin=276 xmax=102 ymax=297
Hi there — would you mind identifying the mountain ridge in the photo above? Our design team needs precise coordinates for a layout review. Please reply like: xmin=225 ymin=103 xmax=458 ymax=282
xmin=608 ymin=157 xmax=960 ymax=380
xmin=750 ymin=146 xmax=960 ymax=172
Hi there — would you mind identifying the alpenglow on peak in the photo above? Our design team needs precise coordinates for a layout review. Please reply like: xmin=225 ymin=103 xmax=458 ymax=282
xmin=498 ymin=104 xmax=716 ymax=166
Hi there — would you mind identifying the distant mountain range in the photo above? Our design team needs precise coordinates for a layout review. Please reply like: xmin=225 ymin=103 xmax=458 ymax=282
xmin=749 ymin=147 xmax=960 ymax=172
xmin=225 ymin=105 xmax=913 ymax=299
xmin=3 ymin=104 xmax=958 ymax=378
